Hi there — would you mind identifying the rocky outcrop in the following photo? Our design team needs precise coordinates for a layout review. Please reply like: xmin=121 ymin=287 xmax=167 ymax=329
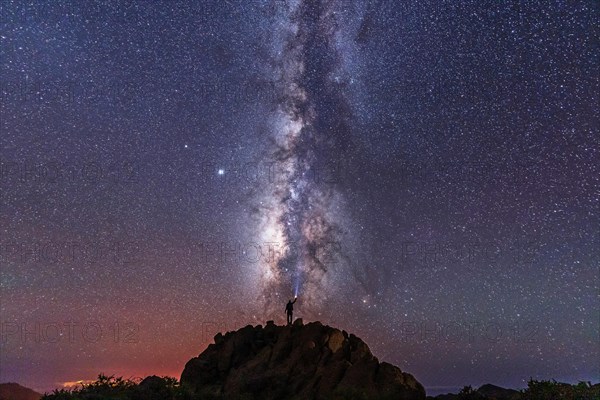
xmin=181 ymin=319 xmax=425 ymax=400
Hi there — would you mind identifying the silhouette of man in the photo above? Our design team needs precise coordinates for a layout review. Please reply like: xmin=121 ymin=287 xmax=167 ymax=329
xmin=285 ymin=297 xmax=297 ymax=325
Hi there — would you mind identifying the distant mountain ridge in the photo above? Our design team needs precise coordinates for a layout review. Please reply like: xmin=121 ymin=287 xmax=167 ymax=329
xmin=427 ymin=381 xmax=600 ymax=400
xmin=427 ymin=383 xmax=520 ymax=400
xmin=0 ymin=383 xmax=41 ymax=400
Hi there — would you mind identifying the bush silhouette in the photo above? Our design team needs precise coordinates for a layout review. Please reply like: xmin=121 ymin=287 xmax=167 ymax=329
xmin=519 ymin=378 xmax=599 ymax=400
xmin=41 ymin=375 xmax=600 ymax=400
xmin=41 ymin=374 xmax=197 ymax=400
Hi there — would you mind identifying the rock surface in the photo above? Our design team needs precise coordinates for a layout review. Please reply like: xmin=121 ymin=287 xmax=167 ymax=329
xmin=181 ymin=320 xmax=425 ymax=400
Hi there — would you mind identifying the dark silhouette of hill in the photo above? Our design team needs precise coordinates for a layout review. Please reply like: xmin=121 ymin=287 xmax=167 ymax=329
xmin=477 ymin=384 xmax=520 ymax=399
xmin=426 ymin=380 xmax=600 ymax=400
xmin=181 ymin=319 xmax=425 ymax=399
xmin=0 ymin=383 xmax=42 ymax=400
xmin=426 ymin=384 xmax=520 ymax=400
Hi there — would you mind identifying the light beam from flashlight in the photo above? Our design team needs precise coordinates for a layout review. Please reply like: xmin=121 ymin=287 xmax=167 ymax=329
xmin=293 ymin=276 xmax=300 ymax=298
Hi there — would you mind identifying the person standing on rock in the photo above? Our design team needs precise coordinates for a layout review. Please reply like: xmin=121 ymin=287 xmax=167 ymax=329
xmin=285 ymin=297 xmax=297 ymax=325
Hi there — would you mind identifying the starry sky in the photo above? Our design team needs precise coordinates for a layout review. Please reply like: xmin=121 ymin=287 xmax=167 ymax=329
xmin=0 ymin=0 xmax=598 ymax=395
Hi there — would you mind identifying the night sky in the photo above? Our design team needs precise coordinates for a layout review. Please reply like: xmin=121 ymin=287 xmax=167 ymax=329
xmin=1 ymin=0 xmax=598 ymax=395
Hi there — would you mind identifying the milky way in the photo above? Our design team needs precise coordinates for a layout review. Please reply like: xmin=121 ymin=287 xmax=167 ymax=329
xmin=254 ymin=0 xmax=357 ymax=316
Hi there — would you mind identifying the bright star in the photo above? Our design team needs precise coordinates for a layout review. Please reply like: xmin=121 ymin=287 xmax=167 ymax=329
xmin=218 ymin=169 xmax=225 ymax=175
